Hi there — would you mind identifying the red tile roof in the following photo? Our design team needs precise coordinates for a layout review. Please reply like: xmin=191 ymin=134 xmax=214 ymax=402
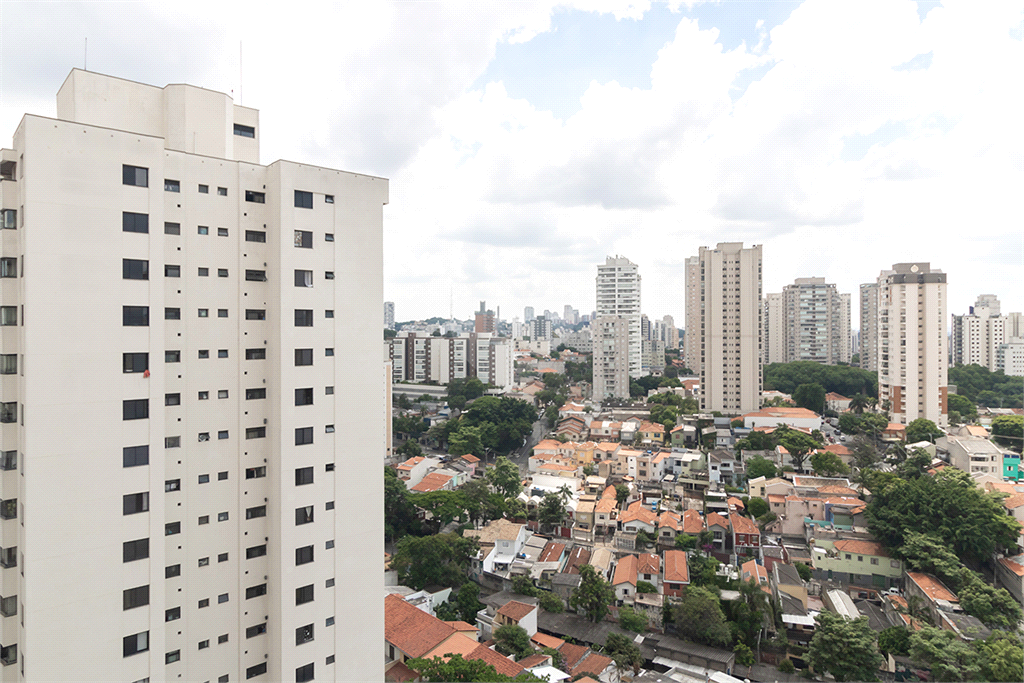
xmin=664 ymin=549 xmax=689 ymax=583
xmin=468 ymin=643 xmax=525 ymax=678
xmin=619 ymin=500 xmax=657 ymax=526
xmin=559 ymin=642 xmax=590 ymax=670
xmin=460 ymin=453 xmax=480 ymax=463
xmin=637 ymin=553 xmax=660 ymax=576
xmin=530 ymin=632 xmax=565 ymax=650
xmin=999 ymin=557 xmax=1024 ymax=577
xmin=539 ymin=541 xmax=566 ymax=563
xmin=834 ymin=539 xmax=889 ymax=558
xmin=565 ymin=546 xmax=592 ymax=574
xmin=410 ymin=471 xmax=453 ymax=492
xmin=612 ymin=553 xmax=638 ymax=587
xmin=384 ymin=593 xmax=456 ymax=658
xmin=497 ymin=600 xmax=536 ymax=622
xmin=385 ymin=660 xmax=420 ymax=682
xmin=445 ymin=621 xmax=479 ymax=633
xmin=572 ymin=652 xmax=614 ymax=678
xmin=907 ymin=572 xmax=957 ymax=603
xmin=706 ymin=512 xmax=729 ymax=529
xmin=517 ymin=653 xmax=550 ymax=669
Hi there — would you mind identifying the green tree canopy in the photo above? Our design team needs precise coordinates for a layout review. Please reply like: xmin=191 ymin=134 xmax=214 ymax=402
xmin=744 ymin=454 xmax=777 ymax=479
xmin=449 ymin=424 xmax=485 ymax=458
xmin=792 ymin=383 xmax=826 ymax=413
xmin=976 ymin=631 xmax=1024 ymax=683
xmin=539 ymin=591 xmax=564 ymax=613
xmin=764 ymin=361 xmax=877 ymax=398
xmin=947 ymin=364 xmax=1023 ymax=409
xmin=877 ymin=626 xmax=911 ymax=657
xmin=618 ymin=605 xmax=648 ymax=633
xmin=569 ymin=565 xmax=615 ymax=623
xmin=494 ymin=623 xmax=533 ymax=660
xmin=385 ymin=467 xmax=417 ymax=542
xmin=397 ymin=439 xmax=423 ymax=457
xmin=794 ymin=562 xmax=812 ymax=582
xmin=511 ymin=575 xmax=539 ymax=597
xmin=604 ymin=633 xmax=643 ymax=675
xmin=775 ymin=426 xmax=819 ymax=472
xmin=614 ymin=484 xmax=630 ymax=506
xmin=673 ymin=585 xmax=731 ymax=648
xmin=908 ymin=625 xmax=981 ymax=682
xmin=392 ymin=533 xmax=479 ymax=589
xmin=905 ymin=418 xmax=943 ymax=444
xmin=810 ymin=450 xmax=850 ymax=477
xmin=747 ymin=497 xmax=769 ymax=518
xmin=537 ymin=492 xmax=566 ymax=532
xmin=991 ymin=415 xmax=1023 ymax=450
xmin=807 ymin=611 xmax=883 ymax=682
xmin=487 ymin=456 xmax=523 ymax=498
xmin=946 ymin=393 xmax=978 ymax=420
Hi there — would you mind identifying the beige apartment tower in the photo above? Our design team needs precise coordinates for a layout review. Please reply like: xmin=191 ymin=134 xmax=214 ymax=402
xmin=683 ymin=255 xmax=701 ymax=371
xmin=595 ymin=256 xmax=642 ymax=380
xmin=0 ymin=70 xmax=386 ymax=681
xmin=687 ymin=243 xmax=763 ymax=414
xmin=877 ymin=263 xmax=948 ymax=428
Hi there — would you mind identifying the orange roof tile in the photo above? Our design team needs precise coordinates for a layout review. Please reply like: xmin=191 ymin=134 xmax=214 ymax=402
xmin=612 ymin=553 xmax=638 ymax=587
xmin=460 ymin=453 xmax=480 ymax=463
xmin=825 ymin=392 xmax=849 ymax=401
xmin=907 ymin=572 xmax=957 ymax=603
xmin=496 ymin=600 xmax=536 ymax=622
xmin=682 ymin=509 xmax=704 ymax=534
xmin=834 ymin=539 xmax=889 ymax=558
xmin=730 ymin=513 xmax=759 ymax=536
xmin=518 ymin=653 xmax=550 ymax=669
xmin=424 ymin=632 xmax=480 ymax=661
xmin=531 ymin=632 xmax=565 ymax=650
xmin=706 ymin=512 xmax=729 ymax=529
xmin=767 ymin=494 xmax=787 ymax=504
xmin=1003 ymin=494 xmax=1024 ymax=510
xmin=445 ymin=621 xmax=479 ymax=633
xmin=817 ymin=484 xmax=858 ymax=495
xmin=664 ymin=549 xmax=689 ymax=583
xmin=410 ymin=472 xmax=453 ymax=492
xmin=559 ymin=642 xmax=589 ymax=670
xmin=728 ymin=496 xmax=746 ymax=509
xmin=602 ymin=485 xmax=618 ymax=499
xmin=637 ymin=553 xmax=660 ymax=576
xmin=596 ymin=498 xmax=618 ymax=514
xmin=386 ymin=660 xmax=420 ymax=682
xmin=397 ymin=456 xmax=425 ymax=470
xmin=539 ymin=542 xmax=566 ymax=563
xmin=572 ymin=652 xmax=614 ymax=678
xmin=619 ymin=501 xmax=657 ymax=526
xmin=823 ymin=443 xmax=852 ymax=455
xmin=467 ymin=643 xmax=525 ymax=678
xmin=740 ymin=559 xmax=768 ymax=583
xmin=384 ymin=593 xmax=456 ymax=658
xmin=565 ymin=546 xmax=592 ymax=574
xmin=639 ymin=421 xmax=665 ymax=433
xmin=999 ymin=557 xmax=1024 ymax=577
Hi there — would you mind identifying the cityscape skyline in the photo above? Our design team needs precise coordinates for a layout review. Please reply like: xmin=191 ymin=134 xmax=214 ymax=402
xmin=2 ymin=1 xmax=1021 ymax=322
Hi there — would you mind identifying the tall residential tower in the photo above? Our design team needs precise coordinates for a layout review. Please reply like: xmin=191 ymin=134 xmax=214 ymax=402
xmin=0 ymin=70 xmax=386 ymax=682
xmin=594 ymin=256 xmax=641 ymax=398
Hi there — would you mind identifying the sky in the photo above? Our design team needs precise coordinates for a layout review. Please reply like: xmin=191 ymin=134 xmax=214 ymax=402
xmin=1 ymin=0 xmax=1021 ymax=328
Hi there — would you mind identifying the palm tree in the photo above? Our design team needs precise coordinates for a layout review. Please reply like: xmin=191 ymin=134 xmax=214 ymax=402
xmin=850 ymin=394 xmax=869 ymax=415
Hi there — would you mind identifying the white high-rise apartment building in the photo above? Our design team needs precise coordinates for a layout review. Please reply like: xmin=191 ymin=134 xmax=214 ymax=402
xmin=662 ymin=315 xmax=679 ymax=350
xmin=950 ymin=295 xmax=1009 ymax=371
xmin=763 ymin=292 xmax=785 ymax=365
xmin=596 ymin=256 xmax=641 ymax=379
xmin=859 ymin=272 xmax=892 ymax=372
xmin=687 ymin=243 xmax=763 ymax=414
xmin=775 ymin=278 xmax=851 ymax=365
xmin=0 ymin=70 xmax=386 ymax=682
xmin=683 ymin=255 xmax=701 ymax=371
xmin=385 ymin=332 xmax=513 ymax=389
xmin=524 ymin=306 xmax=535 ymax=323
xmin=592 ymin=317 xmax=630 ymax=399
xmin=877 ymin=263 xmax=948 ymax=427
xmin=384 ymin=301 xmax=395 ymax=330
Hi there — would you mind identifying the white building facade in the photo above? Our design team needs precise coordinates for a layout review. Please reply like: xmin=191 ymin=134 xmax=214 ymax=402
xmin=596 ymin=256 xmax=642 ymax=379
xmin=688 ymin=243 xmax=763 ymax=414
xmin=593 ymin=317 xmax=631 ymax=399
xmin=0 ymin=70 xmax=386 ymax=682
xmin=877 ymin=263 xmax=948 ymax=428
xmin=773 ymin=278 xmax=852 ymax=365
xmin=385 ymin=332 xmax=513 ymax=389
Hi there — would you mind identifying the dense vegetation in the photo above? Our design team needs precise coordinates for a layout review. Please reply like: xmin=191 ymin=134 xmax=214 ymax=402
xmin=948 ymin=364 xmax=1023 ymax=408
xmin=763 ymin=361 xmax=877 ymax=398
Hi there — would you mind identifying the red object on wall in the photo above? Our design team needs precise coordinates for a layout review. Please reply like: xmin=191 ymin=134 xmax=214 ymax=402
xmin=143 ymin=370 xmax=150 ymax=378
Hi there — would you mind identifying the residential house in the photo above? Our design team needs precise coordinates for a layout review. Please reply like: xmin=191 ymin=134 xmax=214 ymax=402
xmin=772 ymin=563 xmax=808 ymax=611
xmin=638 ymin=421 xmax=666 ymax=446
xmin=495 ymin=599 xmax=539 ymax=636
xmin=811 ymin=539 xmax=903 ymax=590
xmin=594 ymin=498 xmax=618 ymax=536
xmin=539 ymin=541 xmax=568 ymax=568
xmin=575 ymin=499 xmax=596 ymax=541
xmin=994 ymin=554 xmax=1024 ymax=605
xmin=938 ymin=435 xmax=1005 ymax=477
xmin=740 ymin=559 xmax=769 ymax=588
xmin=708 ymin=449 xmax=743 ymax=485
xmin=761 ymin=544 xmax=789 ymax=574
xmin=747 ymin=475 xmax=790 ymax=499
xmin=589 ymin=421 xmax=622 ymax=441
xmin=818 ymin=443 xmax=853 ymax=467
xmin=619 ymin=500 xmax=657 ymax=534
xmin=589 ymin=547 xmax=614 ymax=581
xmin=395 ymin=455 xmax=440 ymax=488
xmin=637 ymin=553 xmax=661 ymax=591
xmin=904 ymin=572 xmax=991 ymax=641
xmin=670 ymin=424 xmax=699 ymax=448
xmin=620 ymin=417 xmax=642 ymax=443
xmin=409 ymin=471 xmax=454 ymax=493
xmin=559 ymin=402 xmax=588 ymax=419
xmin=611 ymin=554 xmax=638 ymax=604
xmin=706 ymin=512 xmax=730 ymax=553
xmin=825 ymin=392 xmax=851 ymax=412
xmin=662 ymin=549 xmax=690 ymax=598
xmin=465 ymin=519 xmax=531 ymax=580
xmin=730 ymin=513 xmax=761 ymax=558
xmin=880 ymin=422 xmax=906 ymax=441
xmin=742 ymin=407 xmax=823 ymax=431
xmin=556 ymin=416 xmax=589 ymax=441
xmin=563 ymin=546 xmax=592 ymax=574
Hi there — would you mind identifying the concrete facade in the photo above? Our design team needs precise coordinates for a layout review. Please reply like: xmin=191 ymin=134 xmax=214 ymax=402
xmin=0 ymin=70 xmax=386 ymax=682
xmin=595 ymin=256 xmax=641 ymax=380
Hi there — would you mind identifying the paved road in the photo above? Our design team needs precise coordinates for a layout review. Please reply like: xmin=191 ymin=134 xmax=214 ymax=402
xmin=508 ymin=419 xmax=547 ymax=475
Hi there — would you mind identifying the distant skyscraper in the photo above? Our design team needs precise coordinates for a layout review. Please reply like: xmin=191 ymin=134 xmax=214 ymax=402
xmin=859 ymin=273 xmax=891 ymax=372
xmin=774 ymin=278 xmax=851 ymax=365
xmin=878 ymin=263 xmax=948 ymax=427
xmin=763 ymin=292 xmax=785 ymax=365
xmin=595 ymin=256 xmax=642 ymax=380
xmin=474 ymin=301 xmax=495 ymax=333
xmin=511 ymin=316 xmax=523 ymax=339
xmin=529 ymin=315 xmax=552 ymax=341
xmin=687 ymin=243 xmax=763 ymax=413
xmin=384 ymin=301 xmax=395 ymax=330
xmin=951 ymin=295 xmax=1007 ymax=371
xmin=592 ymin=316 xmax=630 ymax=398
xmin=524 ymin=306 xmax=535 ymax=322
xmin=683 ymin=255 xmax=701 ymax=372
xmin=662 ymin=315 xmax=679 ymax=350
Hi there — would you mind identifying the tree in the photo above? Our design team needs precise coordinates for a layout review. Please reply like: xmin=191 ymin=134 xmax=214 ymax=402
xmin=459 ymin=479 xmax=493 ymax=526
xmin=453 ymin=582 xmax=485 ymax=623
xmin=734 ymin=642 xmax=755 ymax=666
xmin=385 ymin=468 xmax=417 ymax=542
xmin=807 ymin=611 xmax=883 ymax=682
xmin=675 ymin=534 xmax=698 ymax=551
xmin=776 ymin=426 xmax=819 ymax=472
xmin=991 ymin=415 xmax=1023 ymax=451
xmin=539 ymin=591 xmax=564 ymax=613
xmin=494 ymin=623 xmax=533 ymax=660
xmin=794 ymin=562 xmax=812 ymax=582
xmin=604 ymin=633 xmax=643 ymax=675
xmin=792 ymin=383 xmax=826 ymax=413
xmin=569 ymin=565 xmax=615 ymax=623
xmin=614 ymin=484 xmax=630 ymax=507
xmin=618 ymin=605 xmax=648 ymax=632
xmin=511 ymin=575 xmax=539 ymax=597
xmin=946 ymin=393 xmax=977 ymax=421
xmin=406 ymin=653 xmax=516 ymax=682
xmin=778 ymin=658 xmax=795 ymax=673
xmin=849 ymin=394 xmax=869 ymax=414
xmin=908 ymin=625 xmax=981 ymax=682
xmin=391 ymin=533 xmax=479 ymax=589
xmin=810 ymin=450 xmax=850 ymax=476
xmin=976 ymin=631 xmax=1024 ymax=683
xmin=764 ymin=361 xmax=877 ymax=399
xmin=905 ymin=418 xmax=943 ymax=445
xmin=956 ymin=578 xmax=1022 ymax=630
xmin=744 ymin=454 xmax=777 ymax=480
xmin=747 ymin=497 xmax=769 ymax=518
xmin=674 ymin=586 xmax=730 ymax=647
xmin=582 ymin=463 xmax=596 ymax=476
xmin=877 ymin=626 xmax=910 ymax=657
xmin=537 ymin=493 xmax=566 ymax=532
xmin=849 ymin=435 xmax=881 ymax=469
xmin=449 ymin=425 xmax=484 ymax=458
xmin=397 ymin=439 xmax=423 ymax=457
xmin=487 ymin=457 xmax=522 ymax=498
xmin=505 ymin=497 xmax=527 ymax=520
xmin=948 ymin=364 xmax=1023 ymax=409
xmin=636 ymin=580 xmax=657 ymax=595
